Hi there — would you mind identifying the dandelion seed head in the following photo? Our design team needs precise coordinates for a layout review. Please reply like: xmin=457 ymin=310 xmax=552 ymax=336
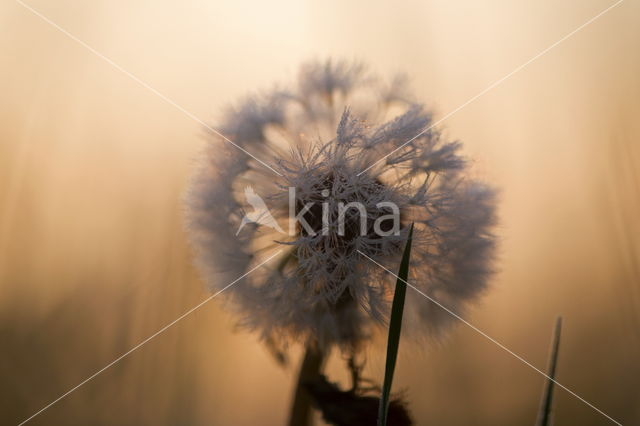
xmin=185 ymin=59 xmax=497 ymax=351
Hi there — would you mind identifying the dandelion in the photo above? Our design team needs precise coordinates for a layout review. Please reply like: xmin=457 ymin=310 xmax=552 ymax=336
xmin=185 ymin=59 xmax=497 ymax=353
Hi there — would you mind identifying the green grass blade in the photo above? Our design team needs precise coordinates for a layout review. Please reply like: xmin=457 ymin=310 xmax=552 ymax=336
xmin=536 ymin=317 xmax=563 ymax=426
xmin=378 ymin=223 xmax=414 ymax=426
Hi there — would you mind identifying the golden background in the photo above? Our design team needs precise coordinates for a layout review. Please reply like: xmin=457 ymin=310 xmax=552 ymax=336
xmin=1 ymin=0 xmax=639 ymax=424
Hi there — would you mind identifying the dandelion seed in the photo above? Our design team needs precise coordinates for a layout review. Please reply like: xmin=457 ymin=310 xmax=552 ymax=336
xmin=185 ymin=59 xmax=497 ymax=351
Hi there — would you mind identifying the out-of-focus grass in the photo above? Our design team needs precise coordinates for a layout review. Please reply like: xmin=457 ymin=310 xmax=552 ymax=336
xmin=535 ymin=317 xmax=562 ymax=426
xmin=606 ymin=129 xmax=640 ymax=341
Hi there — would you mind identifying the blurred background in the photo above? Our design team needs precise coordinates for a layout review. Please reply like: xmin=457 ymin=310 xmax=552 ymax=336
xmin=1 ymin=0 xmax=639 ymax=424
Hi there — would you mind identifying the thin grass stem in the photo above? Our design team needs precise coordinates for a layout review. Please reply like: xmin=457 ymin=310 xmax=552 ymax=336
xmin=378 ymin=224 xmax=414 ymax=426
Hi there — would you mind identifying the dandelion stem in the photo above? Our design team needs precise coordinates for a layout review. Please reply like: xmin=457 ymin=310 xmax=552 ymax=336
xmin=288 ymin=343 xmax=325 ymax=426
